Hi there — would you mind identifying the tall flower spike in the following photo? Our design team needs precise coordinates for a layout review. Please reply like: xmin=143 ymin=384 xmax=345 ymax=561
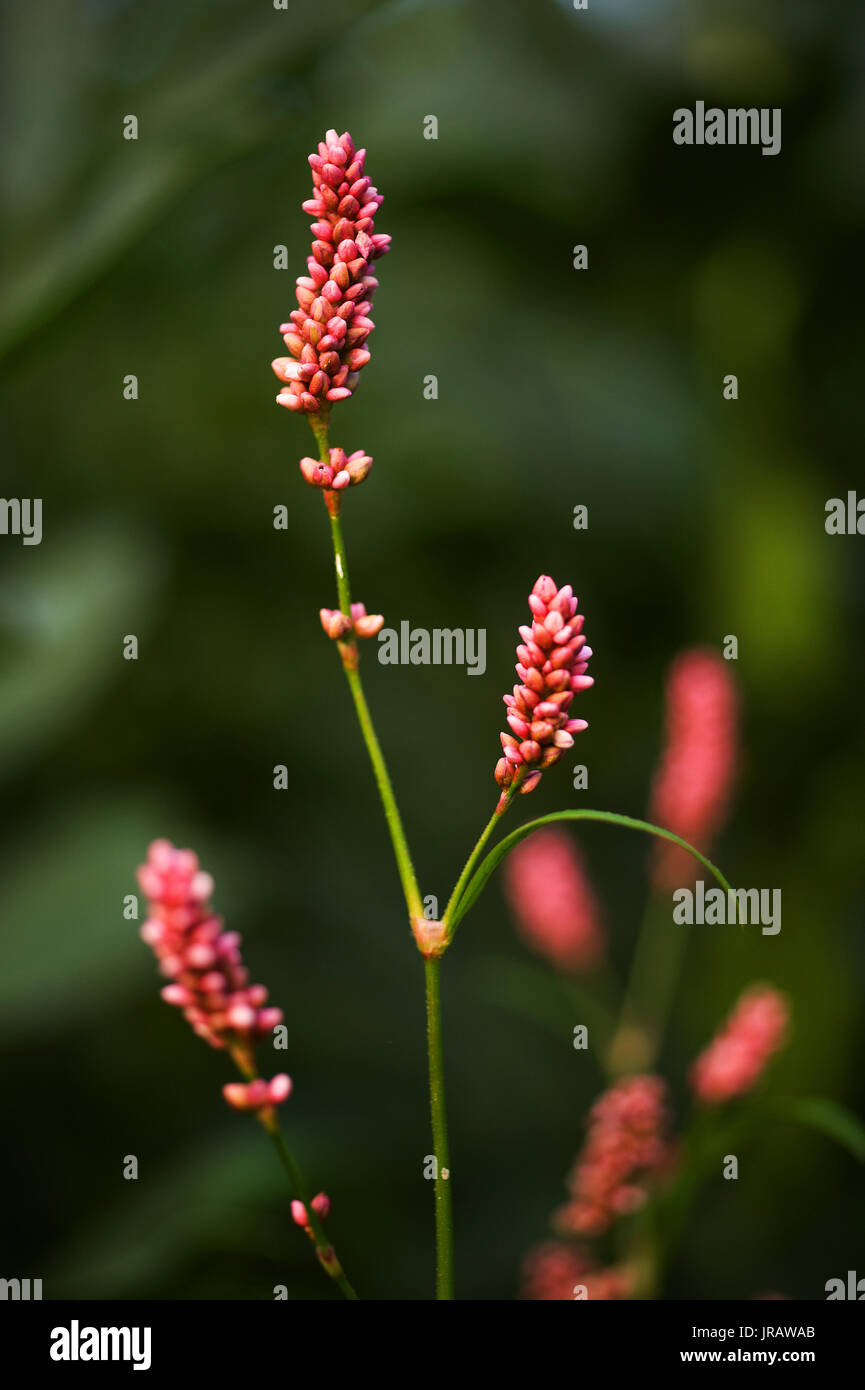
xmin=272 ymin=129 xmax=390 ymax=416
xmin=554 ymin=1076 xmax=670 ymax=1237
xmin=690 ymin=985 xmax=789 ymax=1104
xmin=648 ymin=648 xmax=738 ymax=890
xmin=495 ymin=576 xmax=592 ymax=800
xmin=503 ymin=827 xmax=605 ymax=973
xmin=137 ymin=839 xmax=288 ymax=1114
xmin=521 ymin=1242 xmax=633 ymax=1301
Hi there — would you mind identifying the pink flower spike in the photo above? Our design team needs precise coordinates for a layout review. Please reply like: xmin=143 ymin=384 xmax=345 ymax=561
xmin=554 ymin=1076 xmax=670 ymax=1238
xmin=521 ymin=1242 xmax=633 ymax=1301
xmin=272 ymin=132 xmax=389 ymax=417
xmin=494 ymin=577 xmax=592 ymax=796
xmin=690 ymin=985 xmax=789 ymax=1104
xmin=649 ymin=648 xmax=738 ymax=890
xmin=504 ymin=828 xmax=605 ymax=973
xmin=136 ymin=839 xmax=289 ymax=1080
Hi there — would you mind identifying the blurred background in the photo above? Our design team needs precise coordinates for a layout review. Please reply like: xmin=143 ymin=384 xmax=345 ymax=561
xmin=1 ymin=0 xmax=863 ymax=1300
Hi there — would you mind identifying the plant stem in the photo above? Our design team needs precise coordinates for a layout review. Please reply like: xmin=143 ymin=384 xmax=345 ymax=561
xmin=443 ymin=793 xmax=514 ymax=936
xmin=232 ymin=1050 xmax=358 ymax=1298
xmin=328 ymin=507 xmax=354 ymax=615
xmin=424 ymin=957 xmax=454 ymax=1299
xmin=607 ymin=895 xmax=685 ymax=1074
xmin=264 ymin=1121 xmax=359 ymax=1300
xmin=314 ymin=422 xmax=423 ymax=919
xmin=343 ymin=657 xmax=423 ymax=918
xmin=310 ymin=416 xmax=451 ymax=1295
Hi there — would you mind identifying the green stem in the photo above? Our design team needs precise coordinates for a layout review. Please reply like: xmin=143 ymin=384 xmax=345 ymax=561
xmin=233 ymin=1051 xmax=358 ymax=1298
xmin=309 ymin=416 xmax=448 ymax=1295
xmin=266 ymin=1123 xmax=359 ymax=1300
xmin=425 ymin=957 xmax=454 ymax=1299
xmin=343 ymin=655 xmax=423 ymax=919
xmin=607 ymin=895 xmax=687 ymax=1074
xmin=314 ymin=421 xmax=422 ymax=919
xmin=329 ymin=506 xmax=353 ymax=615
xmin=442 ymin=792 xmax=514 ymax=936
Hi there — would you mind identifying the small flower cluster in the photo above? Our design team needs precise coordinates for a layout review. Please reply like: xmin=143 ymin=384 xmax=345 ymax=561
xmin=649 ymin=648 xmax=738 ymax=889
xmin=319 ymin=601 xmax=383 ymax=641
xmin=690 ymin=985 xmax=789 ymax=1104
xmin=223 ymin=1075 xmax=292 ymax=1112
xmin=299 ymin=447 xmax=373 ymax=492
xmin=521 ymin=1241 xmax=633 ymax=1301
xmin=137 ymin=839 xmax=289 ymax=1113
xmin=555 ymin=1076 xmax=670 ymax=1237
xmin=291 ymin=1192 xmax=332 ymax=1232
xmin=496 ymin=576 xmax=593 ymax=800
xmin=504 ymin=827 xmax=605 ymax=973
xmin=272 ymin=129 xmax=390 ymax=416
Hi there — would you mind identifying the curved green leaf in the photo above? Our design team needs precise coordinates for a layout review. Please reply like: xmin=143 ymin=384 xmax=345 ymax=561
xmin=769 ymin=1097 xmax=865 ymax=1164
xmin=447 ymin=809 xmax=734 ymax=936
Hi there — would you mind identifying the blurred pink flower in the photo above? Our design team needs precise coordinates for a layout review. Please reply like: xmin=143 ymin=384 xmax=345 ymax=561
xmin=555 ymin=1075 xmax=670 ymax=1237
xmin=137 ymin=839 xmax=289 ymax=1115
xmin=503 ymin=827 xmax=605 ymax=972
xmin=521 ymin=1241 xmax=632 ymax=1301
xmin=648 ymin=648 xmax=738 ymax=889
xmin=495 ymin=575 xmax=593 ymax=802
xmin=690 ymin=985 xmax=789 ymax=1104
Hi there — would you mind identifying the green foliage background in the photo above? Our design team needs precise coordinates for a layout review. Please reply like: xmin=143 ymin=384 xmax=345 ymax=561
xmin=1 ymin=0 xmax=863 ymax=1299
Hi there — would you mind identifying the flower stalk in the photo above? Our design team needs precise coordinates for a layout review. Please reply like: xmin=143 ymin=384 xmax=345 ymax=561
xmin=136 ymin=840 xmax=358 ymax=1298
xmin=269 ymin=131 xmax=757 ymax=1305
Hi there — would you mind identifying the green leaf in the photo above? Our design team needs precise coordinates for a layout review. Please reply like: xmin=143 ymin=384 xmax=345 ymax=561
xmin=448 ymin=809 xmax=734 ymax=935
xmin=769 ymin=1097 xmax=865 ymax=1164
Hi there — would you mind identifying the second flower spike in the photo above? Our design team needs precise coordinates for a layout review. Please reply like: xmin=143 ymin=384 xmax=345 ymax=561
xmin=495 ymin=575 xmax=593 ymax=798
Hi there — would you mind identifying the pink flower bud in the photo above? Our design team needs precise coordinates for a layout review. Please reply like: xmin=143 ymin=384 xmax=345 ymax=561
xmin=354 ymin=612 xmax=384 ymax=638
xmin=310 ymin=1191 xmax=331 ymax=1219
xmin=268 ymin=1073 xmax=293 ymax=1104
xmin=320 ymin=608 xmax=351 ymax=640
xmin=345 ymin=450 xmax=373 ymax=485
